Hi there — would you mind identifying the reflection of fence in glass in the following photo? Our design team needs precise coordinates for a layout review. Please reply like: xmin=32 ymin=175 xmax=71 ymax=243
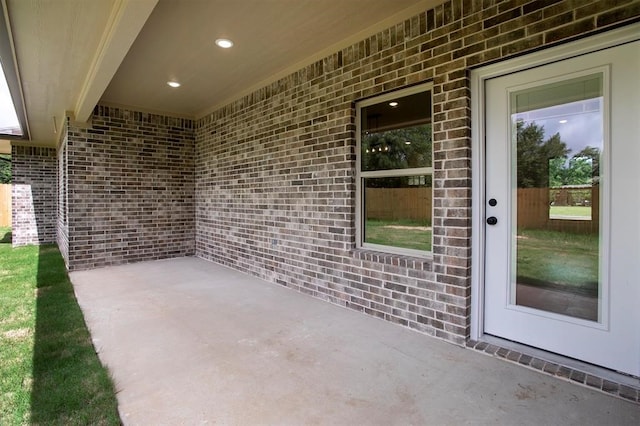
xmin=549 ymin=185 xmax=592 ymax=220
xmin=518 ymin=186 xmax=599 ymax=234
xmin=0 ymin=184 xmax=10 ymax=226
xmin=364 ymin=187 xmax=433 ymax=252
xmin=365 ymin=187 xmax=432 ymax=222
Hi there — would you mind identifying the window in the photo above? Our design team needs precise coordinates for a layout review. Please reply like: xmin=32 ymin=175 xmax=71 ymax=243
xmin=0 ymin=61 xmax=22 ymax=136
xmin=0 ymin=11 xmax=27 ymax=138
xmin=356 ymin=83 xmax=433 ymax=256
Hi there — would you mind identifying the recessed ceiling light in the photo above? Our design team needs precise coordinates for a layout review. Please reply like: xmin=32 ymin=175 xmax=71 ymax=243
xmin=389 ymin=101 xmax=398 ymax=107
xmin=559 ymin=119 xmax=568 ymax=124
xmin=167 ymin=81 xmax=181 ymax=88
xmin=405 ymin=141 xmax=411 ymax=145
xmin=215 ymin=38 xmax=234 ymax=48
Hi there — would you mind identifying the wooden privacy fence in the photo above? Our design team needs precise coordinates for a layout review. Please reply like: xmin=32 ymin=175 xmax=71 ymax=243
xmin=365 ymin=186 xmax=598 ymax=233
xmin=518 ymin=187 xmax=599 ymax=234
xmin=365 ymin=187 xmax=432 ymax=221
xmin=517 ymin=188 xmax=549 ymax=229
xmin=0 ymin=184 xmax=10 ymax=227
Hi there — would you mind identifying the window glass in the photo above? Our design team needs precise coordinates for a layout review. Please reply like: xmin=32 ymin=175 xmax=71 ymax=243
xmin=0 ymin=60 xmax=22 ymax=136
xmin=361 ymin=124 xmax=432 ymax=171
xmin=357 ymin=85 xmax=433 ymax=256
xmin=363 ymin=176 xmax=432 ymax=252
xmin=511 ymin=74 xmax=602 ymax=223
xmin=510 ymin=73 xmax=604 ymax=321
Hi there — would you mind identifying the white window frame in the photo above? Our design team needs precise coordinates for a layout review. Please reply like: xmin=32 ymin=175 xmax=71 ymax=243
xmin=355 ymin=82 xmax=434 ymax=258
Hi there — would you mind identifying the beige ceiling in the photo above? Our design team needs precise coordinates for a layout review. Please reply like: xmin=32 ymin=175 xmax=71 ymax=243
xmin=3 ymin=0 xmax=157 ymax=150
xmin=3 ymin=0 xmax=444 ymax=150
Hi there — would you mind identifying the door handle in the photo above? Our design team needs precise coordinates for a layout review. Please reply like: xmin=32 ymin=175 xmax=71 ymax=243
xmin=486 ymin=216 xmax=498 ymax=225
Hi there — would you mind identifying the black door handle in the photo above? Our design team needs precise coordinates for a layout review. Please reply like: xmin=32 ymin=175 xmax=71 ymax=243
xmin=486 ymin=216 xmax=498 ymax=225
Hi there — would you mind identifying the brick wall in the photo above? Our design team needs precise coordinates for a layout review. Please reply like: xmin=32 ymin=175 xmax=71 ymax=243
xmin=195 ymin=0 xmax=640 ymax=344
xmin=11 ymin=146 xmax=57 ymax=246
xmin=65 ymin=106 xmax=195 ymax=271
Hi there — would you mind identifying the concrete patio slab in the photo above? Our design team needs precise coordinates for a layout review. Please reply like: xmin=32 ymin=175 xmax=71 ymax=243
xmin=70 ymin=257 xmax=640 ymax=425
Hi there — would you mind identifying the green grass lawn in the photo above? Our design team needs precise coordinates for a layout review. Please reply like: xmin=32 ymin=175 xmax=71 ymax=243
xmin=366 ymin=220 xmax=597 ymax=296
xmin=549 ymin=205 xmax=591 ymax=218
xmin=0 ymin=227 xmax=120 ymax=425
xmin=517 ymin=228 xmax=599 ymax=296
xmin=365 ymin=219 xmax=432 ymax=252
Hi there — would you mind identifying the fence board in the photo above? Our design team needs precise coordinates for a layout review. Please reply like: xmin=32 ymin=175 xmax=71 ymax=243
xmin=517 ymin=188 xmax=549 ymax=229
xmin=517 ymin=187 xmax=599 ymax=234
xmin=365 ymin=187 xmax=432 ymax=221
xmin=0 ymin=184 xmax=10 ymax=227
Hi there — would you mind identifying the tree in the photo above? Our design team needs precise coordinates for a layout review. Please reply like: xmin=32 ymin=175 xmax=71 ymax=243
xmin=548 ymin=157 xmax=567 ymax=188
xmin=549 ymin=147 xmax=601 ymax=187
xmin=565 ymin=156 xmax=594 ymax=185
xmin=574 ymin=146 xmax=601 ymax=184
xmin=516 ymin=121 xmax=570 ymax=188
xmin=0 ymin=154 xmax=10 ymax=183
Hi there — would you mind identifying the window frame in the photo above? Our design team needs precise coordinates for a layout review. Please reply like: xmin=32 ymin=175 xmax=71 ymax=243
xmin=355 ymin=82 xmax=434 ymax=258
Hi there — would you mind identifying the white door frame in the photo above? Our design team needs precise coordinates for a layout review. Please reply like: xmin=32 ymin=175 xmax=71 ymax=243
xmin=470 ymin=22 xmax=640 ymax=342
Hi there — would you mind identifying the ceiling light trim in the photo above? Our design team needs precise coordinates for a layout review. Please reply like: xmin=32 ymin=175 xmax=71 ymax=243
xmin=74 ymin=0 xmax=159 ymax=124
xmin=215 ymin=38 xmax=233 ymax=49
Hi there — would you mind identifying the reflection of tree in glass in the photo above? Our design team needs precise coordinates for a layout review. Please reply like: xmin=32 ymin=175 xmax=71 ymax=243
xmin=517 ymin=121 xmax=601 ymax=189
xmin=549 ymin=156 xmax=595 ymax=187
xmin=361 ymin=124 xmax=432 ymax=172
xmin=516 ymin=121 xmax=569 ymax=188
xmin=574 ymin=146 xmax=600 ymax=185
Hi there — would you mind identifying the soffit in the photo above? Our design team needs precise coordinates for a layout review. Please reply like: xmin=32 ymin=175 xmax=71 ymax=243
xmin=7 ymin=0 xmax=445 ymax=148
xmin=101 ymin=0 xmax=444 ymax=118
xmin=6 ymin=0 xmax=157 ymax=147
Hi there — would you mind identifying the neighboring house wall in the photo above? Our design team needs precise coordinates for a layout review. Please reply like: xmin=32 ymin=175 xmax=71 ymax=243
xmin=64 ymin=106 xmax=196 ymax=271
xmin=0 ymin=184 xmax=10 ymax=227
xmin=11 ymin=146 xmax=57 ymax=246
xmin=195 ymin=0 xmax=640 ymax=344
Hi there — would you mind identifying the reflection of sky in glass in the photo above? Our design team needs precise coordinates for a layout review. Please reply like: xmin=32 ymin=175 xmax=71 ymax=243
xmin=513 ymin=98 xmax=603 ymax=155
xmin=0 ymin=61 xmax=22 ymax=136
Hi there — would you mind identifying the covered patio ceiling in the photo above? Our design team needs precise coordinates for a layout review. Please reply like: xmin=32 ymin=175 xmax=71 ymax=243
xmin=0 ymin=0 xmax=446 ymax=153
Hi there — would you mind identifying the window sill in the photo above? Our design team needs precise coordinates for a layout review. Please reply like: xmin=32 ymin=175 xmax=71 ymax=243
xmin=351 ymin=247 xmax=433 ymax=271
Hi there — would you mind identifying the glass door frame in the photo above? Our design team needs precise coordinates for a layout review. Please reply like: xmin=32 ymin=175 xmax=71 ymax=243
xmin=469 ymin=22 xmax=640 ymax=342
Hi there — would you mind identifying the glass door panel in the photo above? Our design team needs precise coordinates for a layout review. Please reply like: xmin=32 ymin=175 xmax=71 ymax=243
xmin=482 ymin=36 xmax=640 ymax=375
xmin=510 ymin=74 xmax=603 ymax=322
